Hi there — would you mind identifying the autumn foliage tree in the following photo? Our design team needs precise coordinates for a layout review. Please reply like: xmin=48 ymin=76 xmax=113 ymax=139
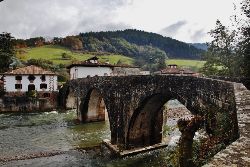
xmin=62 ymin=36 xmax=83 ymax=50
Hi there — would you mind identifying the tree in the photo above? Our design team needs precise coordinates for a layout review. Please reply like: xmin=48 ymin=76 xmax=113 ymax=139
xmin=201 ymin=1 xmax=250 ymax=77
xmin=0 ymin=32 xmax=15 ymax=72
xmin=241 ymin=0 xmax=250 ymax=77
xmin=62 ymin=36 xmax=83 ymax=50
xmin=201 ymin=20 xmax=243 ymax=76
xmin=25 ymin=37 xmax=45 ymax=47
xmin=157 ymin=56 xmax=167 ymax=70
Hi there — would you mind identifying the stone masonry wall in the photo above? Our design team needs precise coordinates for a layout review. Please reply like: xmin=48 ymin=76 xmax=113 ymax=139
xmin=203 ymin=83 xmax=250 ymax=166
xmin=0 ymin=93 xmax=58 ymax=112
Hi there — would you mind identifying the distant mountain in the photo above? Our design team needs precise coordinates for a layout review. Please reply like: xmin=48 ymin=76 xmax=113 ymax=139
xmin=190 ymin=43 xmax=208 ymax=51
xmin=79 ymin=29 xmax=204 ymax=60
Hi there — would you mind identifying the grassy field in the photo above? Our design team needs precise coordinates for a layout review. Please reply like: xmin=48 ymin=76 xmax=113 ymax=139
xmin=166 ymin=59 xmax=206 ymax=71
xmin=17 ymin=45 xmax=134 ymax=65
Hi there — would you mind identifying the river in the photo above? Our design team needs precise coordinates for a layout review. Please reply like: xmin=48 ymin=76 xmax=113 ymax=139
xmin=0 ymin=107 xmax=185 ymax=167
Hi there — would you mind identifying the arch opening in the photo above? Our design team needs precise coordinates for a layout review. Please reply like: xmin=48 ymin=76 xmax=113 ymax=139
xmin=127 ymin=95 xmax=197 ymax=149
xmin=81 ymin=89 xmax=108 ymax=123
xmin=127 ymin=94 xmax=168 ymax=148
xmin=163 ymin=99 xmax=196 ymax=145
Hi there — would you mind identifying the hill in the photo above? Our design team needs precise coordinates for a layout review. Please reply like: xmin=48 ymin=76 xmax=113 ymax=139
xmin=14 ymin=29 xmax=206 ymax=72
xmin=190 ymin=43 xmax=208 ymax=51
xmin=17 ymin=45 xmax=134 ymax=65
xmin=80 ymin=29 xmax=204 ymax=59
xmin=167 ymin=59 xmax=205 ymax=72
xmin=17 ymin=45 xmax=205 ymax=71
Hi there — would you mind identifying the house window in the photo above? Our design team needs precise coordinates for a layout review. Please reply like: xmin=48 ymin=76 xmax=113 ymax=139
xmin=28 ymin=84 xmax=35 ymax=91
xmin=15 ymin=84 xmax=22 ymax=89
xmin=15 ymin=75 xmax=22 ymax=80
xmin=28 ymin=75 xmax=36 ymax=81
xmin=40 ymin=75 xmax=46 ymax=81
xmin=40 ymin=83 xmax=47 ymax=89
xmin=43 ymin=93 xmax=50 ymax=98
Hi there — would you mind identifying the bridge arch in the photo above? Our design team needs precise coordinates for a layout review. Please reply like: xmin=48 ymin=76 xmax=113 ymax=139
xmin=127 ymin=94 xmax=170 ymax=148
xmin=126 ymin=92 xmax=198 ymax=148
xmin=80 ymin=88 xmax=108 ymax=122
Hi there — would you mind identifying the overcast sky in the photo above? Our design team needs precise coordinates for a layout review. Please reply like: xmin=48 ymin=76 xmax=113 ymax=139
xmin=0 ymin=0 xmax=240 ymax=43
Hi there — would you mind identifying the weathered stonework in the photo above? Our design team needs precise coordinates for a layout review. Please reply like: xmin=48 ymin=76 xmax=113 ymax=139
xmin=211 ymin=77 xmax=250 ymax=90
xmin=203 ymin=83 xmax=250 ymax=167
xmin=0 ymin=92 xmax=58 ymax=112
xmin=59 ymin=75 xmax=240 ymax=151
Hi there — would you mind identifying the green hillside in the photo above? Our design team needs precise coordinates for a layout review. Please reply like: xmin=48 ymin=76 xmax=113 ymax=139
xmin=167 ymin=59 xmax=205 ymax=71
xmin=16 ymin=45 xmax=205 ymax=72
xmin=17 ymin=45 xmax=134 ymax=65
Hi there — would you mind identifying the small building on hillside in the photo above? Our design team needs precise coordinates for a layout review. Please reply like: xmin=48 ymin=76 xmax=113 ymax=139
xmin=155 ymin=64 xmax=199 ymax=76
xmin=2 ymin=65 xmax=58 ymax=95
xmin=67 ymin=56 xmax=143 ymax=79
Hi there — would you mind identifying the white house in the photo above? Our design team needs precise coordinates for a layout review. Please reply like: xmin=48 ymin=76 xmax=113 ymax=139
xmin=67 ymin=56 xmax=142 ymax=80
xmin=2 ymin=65 xmax=58 ymax=94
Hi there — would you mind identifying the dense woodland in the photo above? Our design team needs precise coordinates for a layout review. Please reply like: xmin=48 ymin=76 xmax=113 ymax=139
xmin=79 ymin=29 xmax=203 ymax=59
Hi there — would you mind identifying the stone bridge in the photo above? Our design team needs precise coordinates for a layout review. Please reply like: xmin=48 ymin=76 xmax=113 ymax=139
xmin=59 ymin=75 xmax=246 ymax=152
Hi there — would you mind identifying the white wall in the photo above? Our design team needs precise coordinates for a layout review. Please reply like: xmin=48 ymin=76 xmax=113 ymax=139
xmin=4 ymin=75 xmax=58 ymax=92
xmin=70 ymin=66 xmax=113 ymax=79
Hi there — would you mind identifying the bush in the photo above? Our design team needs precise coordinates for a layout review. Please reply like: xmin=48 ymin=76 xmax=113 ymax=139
xmin=61 ymin=53 xmax=72 ymax=60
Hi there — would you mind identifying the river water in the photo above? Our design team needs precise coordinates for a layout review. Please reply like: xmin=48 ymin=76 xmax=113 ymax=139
xmin=0 ymin=108 xmax=184 ymax=167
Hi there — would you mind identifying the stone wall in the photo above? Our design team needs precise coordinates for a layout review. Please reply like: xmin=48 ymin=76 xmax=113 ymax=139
xmin=0 ymin=92 xmax=58 ymax=112
xmin=203 ymin=83 xmax=250 ymax=166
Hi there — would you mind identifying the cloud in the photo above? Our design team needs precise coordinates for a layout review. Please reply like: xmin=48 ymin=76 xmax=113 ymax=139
xmin=0 ymin=0 xmax=132 ymax=39
xmin=190 ymin=29 xmax=207 ymax=43
xmin=160 ymin=20 xmax=187 ymax=37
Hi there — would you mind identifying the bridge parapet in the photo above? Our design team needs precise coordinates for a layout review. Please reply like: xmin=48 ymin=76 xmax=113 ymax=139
xmin=203 ymin=83 xmax=250 ymax=166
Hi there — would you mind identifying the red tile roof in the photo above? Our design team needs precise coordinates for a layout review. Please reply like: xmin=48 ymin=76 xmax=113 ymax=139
xmin=161 ymin=67 xmax=180 ymax=74
xmin=160 ymin=67 xmax=196 ymax=75
xmin=3 ymin=65 xmax=56 ymax=75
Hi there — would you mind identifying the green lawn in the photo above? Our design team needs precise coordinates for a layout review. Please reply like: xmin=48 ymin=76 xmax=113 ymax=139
xmin=166 ymin=59 xmax=206 ymax=71
xmin=18 ymin=45 xmax=134 ymax=65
